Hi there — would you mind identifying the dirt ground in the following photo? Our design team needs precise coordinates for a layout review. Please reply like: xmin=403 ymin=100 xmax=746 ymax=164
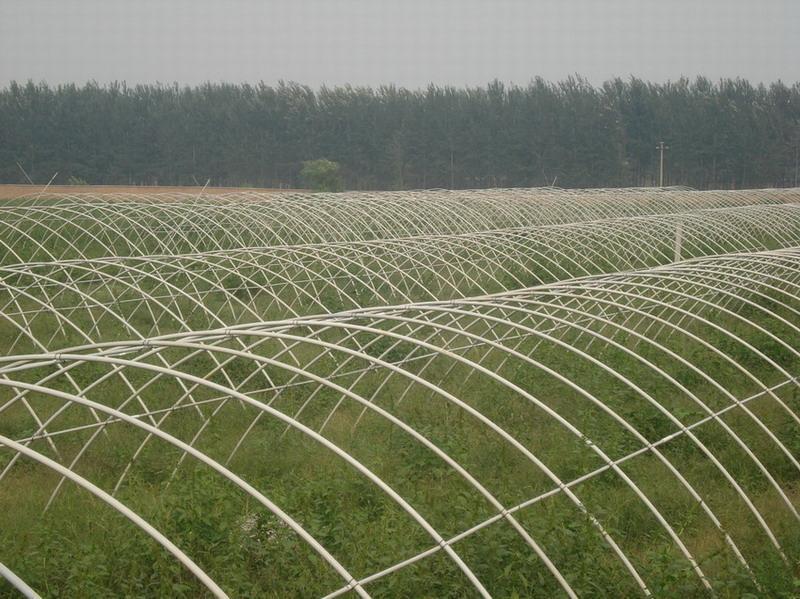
xmin=0 ymin=184 xmax=306 ymax=200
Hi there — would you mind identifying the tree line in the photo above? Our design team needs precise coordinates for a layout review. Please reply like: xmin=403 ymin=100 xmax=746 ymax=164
xmin=1 ymin=77 xmax=799 ymax=190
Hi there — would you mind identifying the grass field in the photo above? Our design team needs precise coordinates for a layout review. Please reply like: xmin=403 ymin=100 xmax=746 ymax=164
xmin=2 ymin=189 xmax=800 ymax=597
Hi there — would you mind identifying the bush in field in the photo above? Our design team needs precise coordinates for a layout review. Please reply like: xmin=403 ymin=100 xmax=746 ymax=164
xmin=300 ymin=159 xmax=344 ymax=192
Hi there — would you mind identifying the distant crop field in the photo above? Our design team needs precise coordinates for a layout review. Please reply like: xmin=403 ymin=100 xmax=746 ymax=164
xmin=2 ymin=187 xmax=800 ymax=598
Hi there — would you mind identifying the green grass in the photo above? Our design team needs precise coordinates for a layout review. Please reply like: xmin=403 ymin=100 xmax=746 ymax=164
xmin=3 ymin=202 xmax=800 ymax=596
xmin=2 ymin=292 xmax=800 ymax=597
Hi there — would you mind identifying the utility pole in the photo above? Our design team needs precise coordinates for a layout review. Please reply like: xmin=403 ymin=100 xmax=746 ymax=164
xmin=449 ymin=149 xmax=455 ymax=189
xmin=656 ymin=141 xmax=669 ymax=187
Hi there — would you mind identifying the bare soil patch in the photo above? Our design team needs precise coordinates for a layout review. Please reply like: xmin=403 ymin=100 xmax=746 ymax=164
xmin=0 ymin=184 xmax=305 ymax=200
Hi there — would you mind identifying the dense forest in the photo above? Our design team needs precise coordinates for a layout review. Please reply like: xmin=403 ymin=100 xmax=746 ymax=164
xmin=1 ymin=77 xmax=799 ymax=190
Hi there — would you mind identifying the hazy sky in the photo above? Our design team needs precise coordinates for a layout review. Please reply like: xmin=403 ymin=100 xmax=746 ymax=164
xmin=1 ymin=0 xmax=798 ymax=88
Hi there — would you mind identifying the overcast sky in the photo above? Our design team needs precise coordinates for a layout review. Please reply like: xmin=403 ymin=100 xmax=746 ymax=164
xmin=1 ymin=0 xmax=798 ymax=89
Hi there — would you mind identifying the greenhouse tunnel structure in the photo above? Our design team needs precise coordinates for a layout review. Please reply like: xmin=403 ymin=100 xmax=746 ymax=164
xmin=2 ymin=187 xmax=800 ymax=597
